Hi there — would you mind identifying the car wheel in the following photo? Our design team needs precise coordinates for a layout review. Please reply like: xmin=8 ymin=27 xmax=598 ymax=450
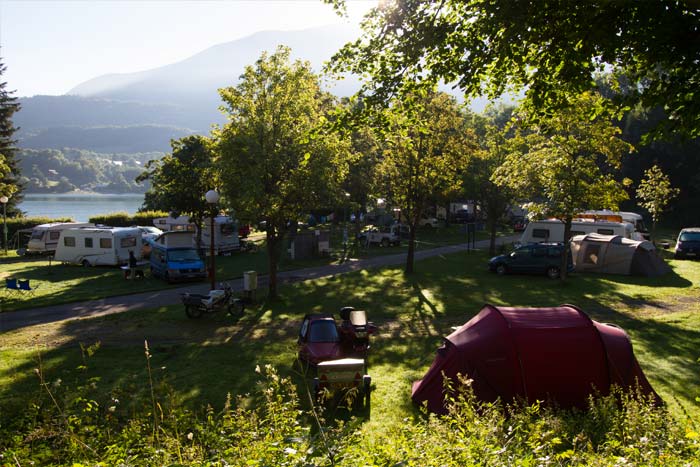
xmin=380 ymin=238 xmax=389 ymax=247
xmin=546 ymin=266 xmax=561 ymax=279
xmin=81 ymin=259 xmax=91 ymax=267
xmin=495 ymin=264 xmax=507 ymax=275
xmin=185 ymin=305 xmax=203 ymax=319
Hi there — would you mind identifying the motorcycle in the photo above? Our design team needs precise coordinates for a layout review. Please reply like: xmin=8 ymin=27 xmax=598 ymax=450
xmin=181 ymin=282 xmax=244 ymax=319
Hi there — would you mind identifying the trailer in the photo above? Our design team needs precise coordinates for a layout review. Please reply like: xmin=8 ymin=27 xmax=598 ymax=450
xmin=519 ymin=219 xmax=634 ymax=245
xmin=25 ymin=222 xmax=95 ymax=255
xmin=54 ymin=227 xmax=143 ymax=266
xmin=153 ymin=215 xmax=240 ymax=255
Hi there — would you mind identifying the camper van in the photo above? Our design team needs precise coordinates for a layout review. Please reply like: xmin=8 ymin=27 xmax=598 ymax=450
xmin=26 ymin=222 xmax=95 ymax=255
xmin=54 ymin=227 xmax=143 ymax=266
xmin=577 ymin=210 xmax=648 ymax=240
xmin=519 ymin=219 xmax=634 ymax=245
xmin=149 ymin=231 xmax=206 ymax=282
xmin=153 ymin=215 xmax=240 ymax=255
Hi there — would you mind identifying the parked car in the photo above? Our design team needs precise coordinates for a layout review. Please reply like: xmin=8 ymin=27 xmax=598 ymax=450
xmin=512 ymin=216 xmax=528 ymax=232
xmin=357 ymin=224 xmax=402 ymax=247
xmin=297 ymin=314 xmax=343 ymax=366
xmin=488 ymin=243 xmax=573 ymax=279
xmin=419 ymin=217 xmax=439 ymax=228
xmin=453 ymin=209 xmax=474 ymax=224
xmin=674 ymin=227 xmax=700 ymax=259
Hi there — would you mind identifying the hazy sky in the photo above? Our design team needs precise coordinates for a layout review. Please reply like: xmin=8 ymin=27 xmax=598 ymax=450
xmin=0 ymin=0 xmax=375 ymax=97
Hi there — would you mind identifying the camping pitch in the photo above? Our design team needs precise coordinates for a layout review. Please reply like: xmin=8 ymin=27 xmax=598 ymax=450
xmin=412 ymin=304 xmax=659 ymax=414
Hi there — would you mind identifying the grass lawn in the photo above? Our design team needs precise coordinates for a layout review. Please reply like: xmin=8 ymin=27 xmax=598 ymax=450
xmin=1 ymin=245 xmax=699 ymax=441
xmin=0 ymin=224 xmax=505 ymax=311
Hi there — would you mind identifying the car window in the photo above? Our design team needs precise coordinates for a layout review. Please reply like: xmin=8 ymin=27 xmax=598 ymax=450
xmin=299 ymin=318 xmax=309 ymax=339
xmin=547 ymin=247 xmax=561 ymax=257
xmin=512 ymin=247 xmax=530 ymax=257
xmin=532 ymin=247 xmax=546 ymax=257
xmin=679 ymin=232 xmax=700 ymax=242
xmin=309 ymin=320 xmax=339 ymax=343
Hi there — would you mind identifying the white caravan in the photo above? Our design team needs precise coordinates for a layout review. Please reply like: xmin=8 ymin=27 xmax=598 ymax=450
xmin=519 ymin=219 xmax=634 ymax=245
xmin=54 ymin=227 xmax=143 ymax=266
xmin=577 ymin=210 xmax=648 ymax=240
xmin=153 ymin=215 xmax=240 ymax=254
xmin=26 ymin=222 xmax=95 ymax=254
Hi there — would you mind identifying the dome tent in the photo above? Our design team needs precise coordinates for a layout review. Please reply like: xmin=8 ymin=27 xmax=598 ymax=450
xmin=570 ymin=233 xmax=670 ymax=276
xmin=411 ymin=304 xmax=659 ymax=414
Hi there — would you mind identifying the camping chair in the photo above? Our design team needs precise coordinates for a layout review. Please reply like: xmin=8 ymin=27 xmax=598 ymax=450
xmin=4 ymin=278 xmax=20 ymax=295
xmin=17 ymin=279 xmax=37 ymax=296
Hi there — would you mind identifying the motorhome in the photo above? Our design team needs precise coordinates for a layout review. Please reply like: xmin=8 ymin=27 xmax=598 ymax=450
xmin=577 ymin=210 xmax=648 ymax=240
xmin=153 ymin=215 xmax=240 ymax=254
xmin=149 ymin=231 xmax=206 ymax=282
xmin=54 ymin=227 xmax=143 ymax=266
xmin=26 ymin=222 xmax=95 ymax=255
xmin=519 ymin=219 xmax=634 ymax=245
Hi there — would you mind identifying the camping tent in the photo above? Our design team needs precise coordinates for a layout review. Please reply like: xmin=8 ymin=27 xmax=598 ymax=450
xmin=411 ymin=304 xmax=659 ymax=414
xmin=570 ymin=233 xmax=670 ymax=276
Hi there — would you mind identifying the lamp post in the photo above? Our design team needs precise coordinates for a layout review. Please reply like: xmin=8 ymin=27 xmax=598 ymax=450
xmin=205 ymin=190 xmax=220 ymax=290
xmin=0 ymin=196 xmax=8 ymax=255
xmin=343 ymin=192 xmax=350 ymax=257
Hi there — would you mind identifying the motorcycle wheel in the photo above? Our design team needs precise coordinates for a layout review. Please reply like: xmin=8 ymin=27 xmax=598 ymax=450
xmin=185 ymin=305 xmax=203 ymax=319
xmin=227 ymin=299 xmax=245 ymax=317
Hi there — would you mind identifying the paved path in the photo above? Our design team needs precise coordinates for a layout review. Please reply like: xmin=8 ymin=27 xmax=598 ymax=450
xmin=0 ymin=236 xmax=517 ymax=332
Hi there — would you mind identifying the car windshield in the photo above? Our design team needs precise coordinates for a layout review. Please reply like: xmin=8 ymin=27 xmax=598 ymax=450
xmin=309 ymin=320 xmax=339 ymax=343
xmin=679 ymin=231 xmax=700 ymax=242
xmin=168 ymin=249 xmax=201 ymax=262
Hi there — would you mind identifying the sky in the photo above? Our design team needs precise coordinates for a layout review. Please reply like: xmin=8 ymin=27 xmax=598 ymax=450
xmin=0 ymin=0 xmax=375 ymax=98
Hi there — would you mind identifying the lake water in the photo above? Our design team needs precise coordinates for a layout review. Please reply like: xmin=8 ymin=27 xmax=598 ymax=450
xmin=19 ymin=193 xmax=146 ymax=222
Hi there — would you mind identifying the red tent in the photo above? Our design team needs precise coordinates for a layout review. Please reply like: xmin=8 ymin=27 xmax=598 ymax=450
xmin=411 ymin=304 xmax=659 ymax=414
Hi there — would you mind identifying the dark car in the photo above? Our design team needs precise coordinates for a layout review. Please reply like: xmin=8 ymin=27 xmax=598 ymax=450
xmin=488 ymin=243 xmax=573 ymax=279
xmin=298 ymin=314 xmax=342 ymax=366
xmin=453 ymin=209 xmax=474 ymax=224
xmin=674 ymin=227 xmax=700 ymax=259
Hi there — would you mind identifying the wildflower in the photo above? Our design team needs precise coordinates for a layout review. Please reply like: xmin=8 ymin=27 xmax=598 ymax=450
xmin=187 ymin=432 xmax=194 ymax=441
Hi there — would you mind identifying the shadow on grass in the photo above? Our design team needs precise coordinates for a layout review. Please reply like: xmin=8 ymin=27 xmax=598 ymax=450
xmin=1 ymin=249 xmax=698 ymax=429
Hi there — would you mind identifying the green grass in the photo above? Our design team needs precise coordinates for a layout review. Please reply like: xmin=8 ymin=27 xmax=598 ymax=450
xmin=2 ymin=247 xmax=699 ymax=441
xmin=0 ymin=224 xmax=509 ymax=311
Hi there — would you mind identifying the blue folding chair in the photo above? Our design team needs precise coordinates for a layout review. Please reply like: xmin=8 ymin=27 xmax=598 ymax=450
xmin=4 ymin=278 xmax=20 ymax=296
xmin=17 ymin=279 xmax=36 ymax=295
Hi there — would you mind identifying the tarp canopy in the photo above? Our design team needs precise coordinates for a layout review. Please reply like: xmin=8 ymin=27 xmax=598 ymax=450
xmin=570 ymin=233 xmax=670 ymax=276
xmin=411 ymin=304 xmax=659 ymax=414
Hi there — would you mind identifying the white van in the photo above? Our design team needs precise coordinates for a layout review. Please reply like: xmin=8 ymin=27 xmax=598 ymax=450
xmin=519 ymin=219 xmax=634 ymax=245
xmin=26 ymin=222 xmax=95 ymax=254
xmin=54 ymin=227 xmax=143 ymax=266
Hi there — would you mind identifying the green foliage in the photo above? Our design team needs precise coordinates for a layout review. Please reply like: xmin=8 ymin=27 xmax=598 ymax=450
xmin=87 ymin=211 xmax=168 ymax=227
xmin=328 ymin=0 xmax=700 ymax=139
xmin=0 ymin=58 xmax=23 ymax=215
xmin=2 ymin=358 xmax=696 ymax=466
xmin=216 ymin=46 xmax=351 ymax=296
xmin=376 ymin=90 xmax=476 ymax=272
xmin=636 ymin=165 xmax=680 ymax=239
xmin=18 ymin=148 xmax=154 ymax=194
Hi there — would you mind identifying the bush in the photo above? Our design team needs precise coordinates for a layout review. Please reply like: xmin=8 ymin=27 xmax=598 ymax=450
xmin=88 ymin=210 xmax=168 ymax=227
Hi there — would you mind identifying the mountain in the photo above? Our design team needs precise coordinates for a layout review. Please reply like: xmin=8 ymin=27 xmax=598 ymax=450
xmin=15 ymin=24 xmax=490 ymax=154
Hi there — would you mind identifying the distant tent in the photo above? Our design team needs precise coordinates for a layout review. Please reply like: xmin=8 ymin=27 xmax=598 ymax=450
xmin=570 ymin=233 xmax=670 ymax=276
xmin=411 ymin=304 xmax=660 ymax=414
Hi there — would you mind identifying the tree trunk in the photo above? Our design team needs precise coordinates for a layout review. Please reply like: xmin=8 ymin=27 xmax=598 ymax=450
xmin=560 ymin=217 xmax=572 ymax=281
xmin=267 ymin=229 xmax=278 ymax=299
xmin=489 ymin=218 xmax=498 ymax=257
xmin=406 ymin=223 xmax=416 ymax=274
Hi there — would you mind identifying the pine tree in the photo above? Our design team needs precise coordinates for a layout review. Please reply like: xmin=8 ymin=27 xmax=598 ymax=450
xmin=0 ymin=58 xmax=22 ymax=216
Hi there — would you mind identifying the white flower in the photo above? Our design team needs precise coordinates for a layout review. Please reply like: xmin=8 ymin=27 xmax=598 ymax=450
xmin=187 ymin=432 xmax=194 ymax=441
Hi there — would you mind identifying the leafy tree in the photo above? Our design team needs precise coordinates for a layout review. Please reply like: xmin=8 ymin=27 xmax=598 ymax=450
xmin=376 ymin=90 xmax=475 ymax=273
xmin=328 ymin=0 xmax=700 ymax=139
xmin=636 ymin=165 xmax=680 ymax=242
xmin=137 ymin=135 xmax=217 ymax=248
xmin=493 ymin=92 xmax=632 ymax=280
xmin=216 ymin=46 xmax=349 ymax=298
xmin=0 ymin=59 xmax=22 ymax=214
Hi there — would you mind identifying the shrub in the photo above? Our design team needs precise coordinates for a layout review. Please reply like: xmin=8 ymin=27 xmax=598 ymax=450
xmin=88 ymin=210 xmax=168 ymax=227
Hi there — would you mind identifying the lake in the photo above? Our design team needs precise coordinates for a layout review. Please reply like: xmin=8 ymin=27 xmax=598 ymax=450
xmin=19 ymin=193 xmax=146 ymax=222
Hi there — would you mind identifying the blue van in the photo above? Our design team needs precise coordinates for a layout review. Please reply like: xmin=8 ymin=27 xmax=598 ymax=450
xmin=149 ymin=232 xmax=206 ymax=282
